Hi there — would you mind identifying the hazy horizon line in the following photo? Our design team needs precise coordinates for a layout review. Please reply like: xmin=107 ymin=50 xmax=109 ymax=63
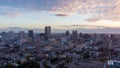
xmin=0 ymin=27 xmax=120 ymax=34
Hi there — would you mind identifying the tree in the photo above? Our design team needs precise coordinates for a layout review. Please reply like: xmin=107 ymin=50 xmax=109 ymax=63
xmin=99 ymin=57 xmax=108 ymax=68
xmin=83 ymin=51 xmax=90 ymax=60
xmin=5 ymin=63 xmax=15 ymax=68
xmin=43 ymin=62 xmax=51 ymax=68
xmin=18 ymin=60 xmax=40 ymax=68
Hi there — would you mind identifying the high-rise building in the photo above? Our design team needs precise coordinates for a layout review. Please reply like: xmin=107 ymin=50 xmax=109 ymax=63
xmin=35 ymin=38 xmax=42 ymax=58
xmin=18 ymin=31 xmax=25 ymax=39
xmin=28 ymin=30 xmax=34 ymax=43
xmin=45 ymin=26 xmax=51 ymax=36
xmin=44 ymin=26 xmax=51 ymax=40
xmin=71 ymin=30 xmax=78 ymax=42
xmin=108 ymin=34 xmax=113 ymax=49
xmin=66 ymin=31 xmax=70 ymax=37
xmin=18 ymin=31 xmax=27 ymax=44
xmin=28 ymin=30 xmax=34 ymax=38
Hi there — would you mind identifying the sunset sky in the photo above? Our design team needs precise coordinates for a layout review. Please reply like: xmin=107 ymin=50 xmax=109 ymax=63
xmin=0 ymin=0 xmax=120 ymax=33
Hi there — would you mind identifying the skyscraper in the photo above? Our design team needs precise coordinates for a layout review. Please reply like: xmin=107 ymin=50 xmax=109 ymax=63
xmin=66 ymin=31 xmax=70 ymax=37
xmin=44 ymin=26 xmax=51 ymax=41
xmin=18 ymin=31 xmax=25 ymax=39
xmin=71 ymin=30 xmax=78 ymax=42
xmin=28 ymin=30 xmax=34 ymax=42
xmin=28 ymin=30 xmax=34 ymax=38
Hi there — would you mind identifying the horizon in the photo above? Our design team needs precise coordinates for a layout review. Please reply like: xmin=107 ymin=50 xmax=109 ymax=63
xmin=1 ymin=26 xmax=120 ymax=34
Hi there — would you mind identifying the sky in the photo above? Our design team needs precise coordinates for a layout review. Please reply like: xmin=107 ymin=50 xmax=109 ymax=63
xmin=0 ymin=0 xmax=120 ymax=33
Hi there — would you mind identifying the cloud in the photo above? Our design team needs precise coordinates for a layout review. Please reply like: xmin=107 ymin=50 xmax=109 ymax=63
xmin=85 ymin=18 xmax=100 ymax=22
xmin=0 ymin=0 xmax=120 ymax=21
xmin=61 ymin=25 xmax=109 ymax=29
xmin=52 ymin=0 xmax=120 ymax=21
xmin=0 ymin=12 xmax=21 ymax=17
xmin=0 ymin=6 xmax=24 ymax=17
xmin=3 ymin=12 xmax=22 ymax=17
xmin=51 ymin=0 xmax=82 ymax=15
xmin=55 ymin=14 xmax=69 ymax=17
xmin=85 ymin=15 xmax=120 ymax=22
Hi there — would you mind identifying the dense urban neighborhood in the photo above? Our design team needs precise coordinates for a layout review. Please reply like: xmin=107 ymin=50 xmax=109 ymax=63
xmin=0 ymin=26 xmax=120 ymax=68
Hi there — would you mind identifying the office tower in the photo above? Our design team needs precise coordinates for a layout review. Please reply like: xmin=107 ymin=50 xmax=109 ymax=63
xmin=18 ymin=31 xmax=26 ymax=44
xmin=35 ymin=38 xmax=42 ymax=58
xmin=45 ymin=26 xmax=51 ymax=36
xmin=28 ymin=30 xmax=34 ymax=38
xmin=28 ymin=30 xmax=34 ymax=42
xmin=71 ymin=30 xmax=78 ymax=42
xmin=79 ymin=33 xmax=83 ymax=37
xmin=66 ymin=31 xmax=70 ymax=37
xmin=18 ymin=31 xmax=25 ymax=39
xmin=108 ymin=34 xmax=113 ymax=49
xmin=44 ymin=26 xmax=51 ymax=41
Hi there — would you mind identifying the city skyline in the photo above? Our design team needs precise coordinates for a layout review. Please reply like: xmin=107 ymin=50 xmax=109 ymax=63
xmin=0 ymin=0 xmax=120 ymax=33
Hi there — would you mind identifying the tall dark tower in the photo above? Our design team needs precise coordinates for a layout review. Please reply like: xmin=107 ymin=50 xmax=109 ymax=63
xmin=71 ymin=30 xmax=78 ymax=42
xmin=66 ymin=31 xmax=70 ymax=37
xmin=44 ymin=26 xmax=51 ymax=41
xmin=28 ymin=30 xmax=34 ymax=38
xmin=28 ymin=30 xmax=34 ymax=43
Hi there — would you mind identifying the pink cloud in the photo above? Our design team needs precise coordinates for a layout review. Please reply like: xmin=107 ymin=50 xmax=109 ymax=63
xmin=5 ymin=12 xmax=22 ymax=17
xmin=52 ymin=0 xmax=120 ymax=21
